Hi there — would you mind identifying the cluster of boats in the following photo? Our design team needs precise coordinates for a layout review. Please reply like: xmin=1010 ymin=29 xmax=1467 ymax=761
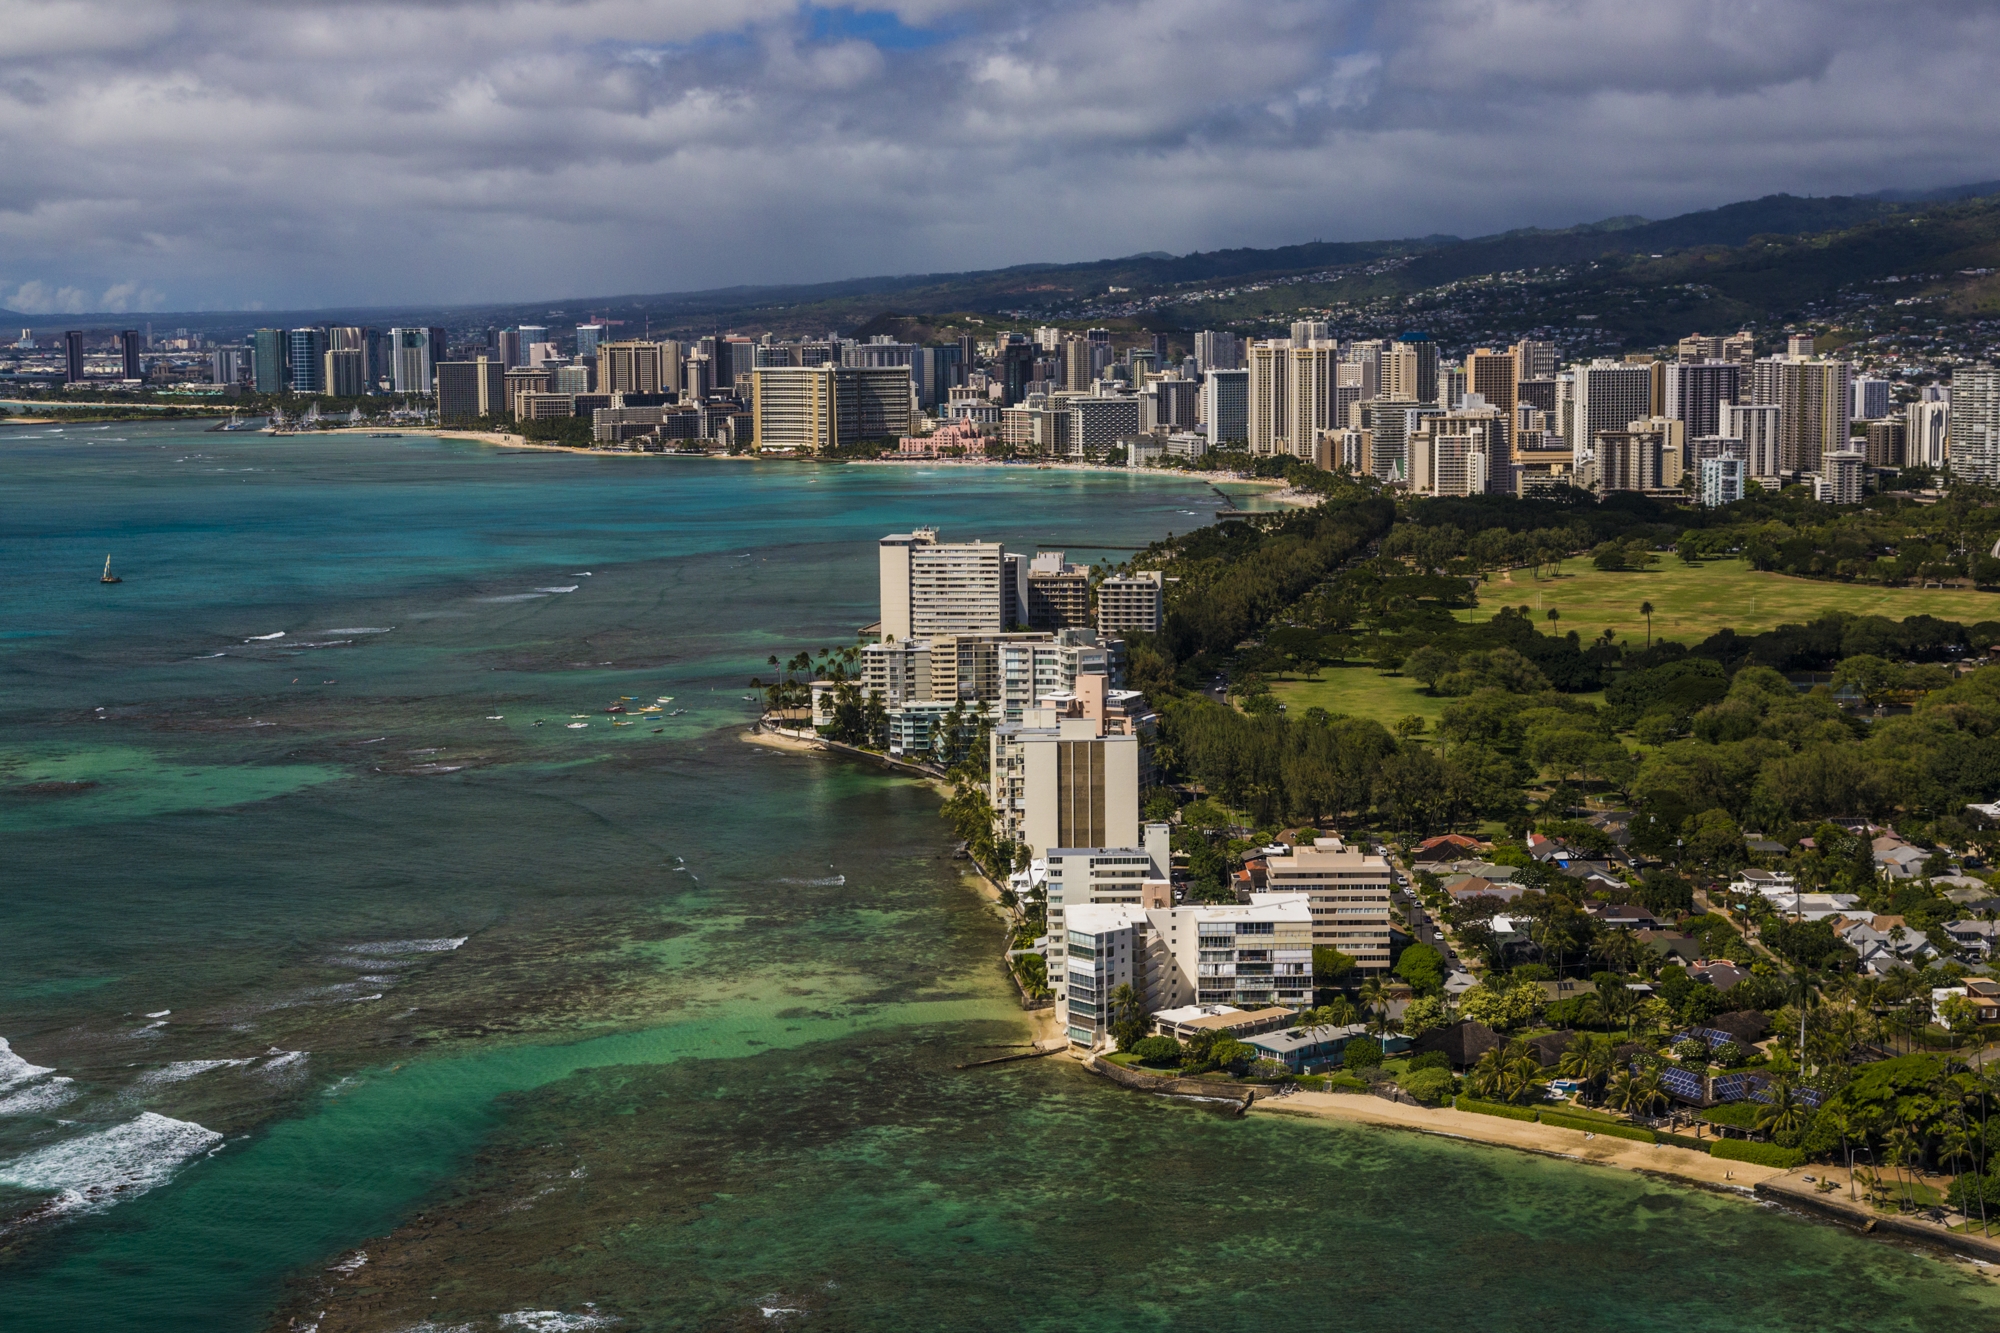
xmin=530 ymin=696 xmax=687 ymax=733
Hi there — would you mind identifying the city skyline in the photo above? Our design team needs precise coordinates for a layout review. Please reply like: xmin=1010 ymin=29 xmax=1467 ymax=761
xmin=2 ymin=1 xmax=2000 ymax=314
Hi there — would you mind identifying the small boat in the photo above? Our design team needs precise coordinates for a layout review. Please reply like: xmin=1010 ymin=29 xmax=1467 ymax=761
xmin=669 ymin=708 xmax=687 ymax=716
xmin=485 ymin=715 xmax=504 ymax=720
xmin=637 ymin=705 xmax=662 ymax=714
xmin=650 ymin=728 xmax=664 ymax=734
xmin=612 ymin=719 xmax=633 ymax=727
xmin=605 ymin=704 xmax=626 ymax=714
xmin=570 ymin=714 xmax=589 ymax=719
xmin=566 ymin=722 xmax=588 ymax=729
xmin=656 ymin=696 xmax=674 ymax=704
xmin=101 ymin=555 xmax=122 ymax=584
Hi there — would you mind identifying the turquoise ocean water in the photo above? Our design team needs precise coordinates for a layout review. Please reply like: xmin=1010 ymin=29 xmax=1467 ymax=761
xmin=0 ymin=421 xmax=1993 ymax=1331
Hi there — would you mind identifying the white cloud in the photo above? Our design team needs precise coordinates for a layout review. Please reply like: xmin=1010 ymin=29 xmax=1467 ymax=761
xmin=0 ymin=0 xmax=1993 ymax=310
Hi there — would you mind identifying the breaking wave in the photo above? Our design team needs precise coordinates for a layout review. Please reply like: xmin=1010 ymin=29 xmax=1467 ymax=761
xmin=0 ymin=1112 xmax=223 ymax=1224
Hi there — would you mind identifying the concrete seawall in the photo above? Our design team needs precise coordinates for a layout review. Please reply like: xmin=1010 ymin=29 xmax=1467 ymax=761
xmin=1757 ymin=1174 xmax=2000 ymax=1264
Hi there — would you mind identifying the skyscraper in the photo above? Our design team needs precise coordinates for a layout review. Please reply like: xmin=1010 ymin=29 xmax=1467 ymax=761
xmin=1851 ymin=377 xmax=1892 ymax=421
xmin=1752 ymin=357 xmax=1852 ymax=472
xmin=119 ymin=330 xmax=143 ymax=381
xmin=1287 ymin=343 xmax=1339 ymax=457
xmin=436 ymin=358 xmax=506 ymax=423
xmin=1952 ymin=363 xmax=2000 ymax=486
xmin=1510 ymin=339 xmax=1557 ymax=381
xmin=1393 ymin=331 xmax=1438 ymax=404
xmin=1907 ymin=399 xmax=1950 ymax=468
xmin=1204 ymin=369 xmax=1248 ymax=447
xmin=1570 ymin=360 xmax=1655 ymax=456
xmin=1290 ymin=320 xmax=1330 ymax=346
xmin=287 ymin=328 xmax=329 ymax=394
xmin=1193 ymin=330 xmax=1240 ymax=372
xmin=1063 ymin=339 xmax=1093 ymax=393
xmin=253 ymin=329 xmax=287 ymax=394
xmin=63 ymin=330 xmax=86 ymax=383
xmin=575 ymin=325 xmax=606 ymax=359
xmin=388 ymin=327 xmax=436 ymax=395
xmin=1464 ymin=348 xmax=1517 ymax=432
xmin=1246 ymin=340 xmax=1289 ymax=454
xmin=497 ymin=329 xmax=523 ymax=369
xmin=325 ymin=349 xmax=367 ymax=397
xmin=515 ymin=326 xmax=547 ymax=365
xmin=1663 ymin=361 xmax=1743 ymax=438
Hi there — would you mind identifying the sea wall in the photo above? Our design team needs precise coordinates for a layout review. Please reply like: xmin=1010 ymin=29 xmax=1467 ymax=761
xmin=1756 ymin=1175 xmax=2000 ymax=1264
xmin=1086 ymin=1056 xmax=1270 ymax=1103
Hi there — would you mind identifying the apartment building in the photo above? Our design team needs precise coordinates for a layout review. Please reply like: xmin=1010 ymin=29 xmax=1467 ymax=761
xmin=1024 ymin=551 xmax=1093 ymax=630
xmin=996 ymin=630 xmax=1123 ymax=722
xmin=879 ymin=529 xmax=1005 ymax=641
xmin=1262 ymin=838 xmax=1393 ymax=970
xmin=990 ymin=688 xmax=1140 ymax=858
xmin=1044 ymin=824 xmax=1173 ymax=948
xmin=1055 ymin=896 xmax=1314 ymax=1049
xmin=1097 ymin=570 xmax=1163 ymax=636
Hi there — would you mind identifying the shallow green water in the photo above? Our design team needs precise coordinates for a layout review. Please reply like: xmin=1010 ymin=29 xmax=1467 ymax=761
xmin=0 ymin=423 xmax=1992 ymax=1331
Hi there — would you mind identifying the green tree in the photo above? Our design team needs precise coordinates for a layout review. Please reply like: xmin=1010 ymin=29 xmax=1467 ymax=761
xmin=1403 ymin=1067 xmax=1456 ymax=1104
xmin=1108 ymin=984 xmax=1149 ymax=1052
xmin=1394 ymin=942 xmax=1446 ymax=995
xmin=1343 ymin=1037 xmax=1384 ymax=1070
xmin=1639 ymin=600 xmax=1655 ymax=646
xmin=1313 ymin=945 xmax=1358 ymax=983
xmin=1406 ymin=644 xmax=1454 ymax=694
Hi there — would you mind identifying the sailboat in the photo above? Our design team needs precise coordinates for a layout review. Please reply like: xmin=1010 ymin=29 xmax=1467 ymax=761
xmin=101 ymin=555 xmax=122 ymax=584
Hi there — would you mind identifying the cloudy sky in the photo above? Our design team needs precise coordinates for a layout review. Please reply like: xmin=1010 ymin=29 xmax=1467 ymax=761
xmin=1 ymin=0 xmax=1996 ymax=314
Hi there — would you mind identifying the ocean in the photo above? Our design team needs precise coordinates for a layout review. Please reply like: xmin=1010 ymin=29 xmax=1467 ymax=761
xmin=0 ymin=421 xmax=1991 ymax=1331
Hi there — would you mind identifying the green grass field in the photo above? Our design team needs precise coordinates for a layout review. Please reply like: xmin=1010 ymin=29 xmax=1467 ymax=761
xmin=1268 ymin=665 xmax=1450 ymax=729
xmin=1264 ymin=559 xmax=1997 ymax=732
xmin=1269 ymin=668 xmax=1604 ymax=732
xmin=1465 ymin=558 xmax=2000 ymax=645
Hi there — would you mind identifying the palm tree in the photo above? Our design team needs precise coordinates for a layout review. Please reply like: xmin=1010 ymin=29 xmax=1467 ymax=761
xmin=1359 ymin=976 xmax=1392 ymax=1039
xmin=1546 ymin=608 xmax=1561 ymax=630
xmin=1606 ymin=1067 xmax=1666 ymax=1118
xmin=1754 ymin=1077 xmax=1809 ymax=1141
xmin=1469 ymin=1045 xmax=1509 ymax=1100
xmin=1558 ymin=1033 xmax=1615 ymax=1101
xmin=1885 ymin=1123 xmax=1921 ymax=1213
xmin=1822 ymin=1107 xmax=1860 ymax=1200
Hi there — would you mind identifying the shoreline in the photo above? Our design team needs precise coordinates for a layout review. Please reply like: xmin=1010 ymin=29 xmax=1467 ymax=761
xmin=1253 ymin=1089 xmax=1784 ymax=1191
xmin=742 ymin=723 xmax=1057 ymax=1042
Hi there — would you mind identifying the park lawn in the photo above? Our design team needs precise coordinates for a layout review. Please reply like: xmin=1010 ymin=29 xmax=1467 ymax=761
xmin=1270 ymin=665 xmax=1604 ymax=733
xmin=1269 ymin=664 xmax=1448 ymax=730
xmin=1462 ymin=558 xmax=2000 ymax=646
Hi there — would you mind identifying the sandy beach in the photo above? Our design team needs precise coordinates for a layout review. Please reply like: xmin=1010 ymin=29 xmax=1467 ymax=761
xmin=1255 ymin=1090 xmax=1787 ymax=1191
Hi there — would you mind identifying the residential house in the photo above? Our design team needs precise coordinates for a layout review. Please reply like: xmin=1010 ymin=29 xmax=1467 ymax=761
xmin=1932 ymin=978 xmax=2000 ymax=1025
xmin=1245 ymin=1023 xmax=1410 ymax=1074
xmin=1409 ymin=1019 xmax=1500 ymax=1069
xmin=1585 ymin=902 xmax=1662 ymax=930
xmin=1412 ymin=834 xmax=1487 ymax=865
xmin=1150 ymin=1004 xmax=1296 ymax=1042
xmin=1689 ymin=960 xmax=1749 ymax=992
xmin=1872 ymin=836 xmax=1929 ymax=881
xmin=1944 ymin=918 xmax=2000 ymax=959
xmin=1834 ymin=914 xmax=1937 ymax=973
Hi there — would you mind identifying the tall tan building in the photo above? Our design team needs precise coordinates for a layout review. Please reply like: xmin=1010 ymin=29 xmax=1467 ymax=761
xmin=1287 ymin=343 xmax=1339 ymax=459
xmin=1246 ymin=340 xmax=1290 ymax=454
xmin=751 ymin=365 xmax=837 ymax=452
xmin=752 ymin=365 xmax=913 ymax=453
xmin=1063 ymin=338 xmax=1093 ymax=393
xmin=1465 ymin=348 xmax=1518 ymax=437
xmin=1381 ymin=345 xmax=1424 ymax=402
xmin=1262 ymin=838 xmax=1393 ymax=970
xmin=598 ymin=341 xmax=667 ymax=395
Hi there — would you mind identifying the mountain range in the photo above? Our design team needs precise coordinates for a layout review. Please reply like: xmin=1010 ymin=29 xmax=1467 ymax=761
xmin=11 ymin=181 xmax=2000 ymax=348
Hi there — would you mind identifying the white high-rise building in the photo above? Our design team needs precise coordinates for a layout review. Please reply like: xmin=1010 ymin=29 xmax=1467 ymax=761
xmin=1699 ymin=455 xmax=1745 ymax=507
xmin=1952 ymin=364 xmax=2000 ymax=485
xmin=1721 ymin=401 xmax=1783 ymax=481
xmin=1907 ymin=398 xmax=1950 ymax=468
xmin=1289 ymin=320 xmax=1331 ymax=346
xmin=878 ymin=528 xmax=1004 ymax=642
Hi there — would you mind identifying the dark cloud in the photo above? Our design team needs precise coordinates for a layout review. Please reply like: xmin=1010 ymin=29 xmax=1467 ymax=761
xmin=0 ymin=0 xmax=1994 ymax=311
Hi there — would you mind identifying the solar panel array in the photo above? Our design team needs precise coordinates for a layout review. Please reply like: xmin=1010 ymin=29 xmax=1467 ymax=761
xmin=1658 ymin=1064 xmax=1706 ymax=1102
